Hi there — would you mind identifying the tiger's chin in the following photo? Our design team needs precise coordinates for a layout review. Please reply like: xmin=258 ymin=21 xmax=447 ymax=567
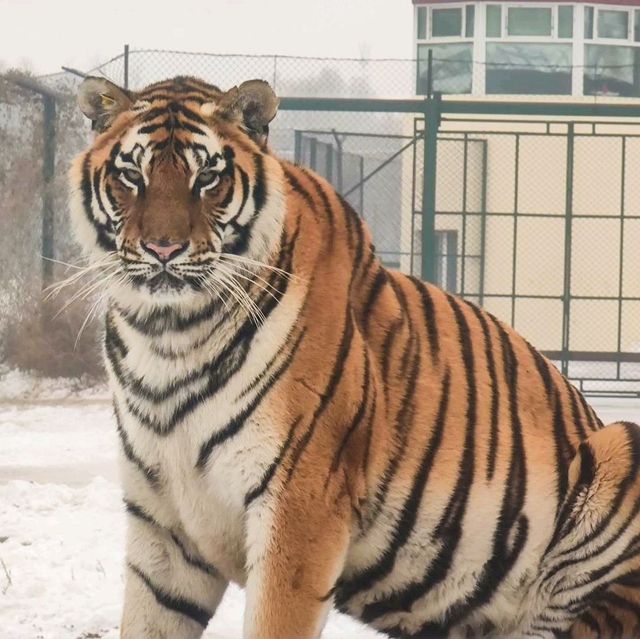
xmin=109 ymin=272 xmax=212 ymax=311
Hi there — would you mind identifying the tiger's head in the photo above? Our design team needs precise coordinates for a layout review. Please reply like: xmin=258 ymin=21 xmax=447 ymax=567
xmin=69 ymin=76 xmax=285 ymax=309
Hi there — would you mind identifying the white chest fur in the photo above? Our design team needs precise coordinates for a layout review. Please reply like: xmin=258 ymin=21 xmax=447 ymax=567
xmin=109 ymin=285 xmax=304 ymax=585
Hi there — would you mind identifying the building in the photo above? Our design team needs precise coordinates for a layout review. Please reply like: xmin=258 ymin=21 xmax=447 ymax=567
xmin=414 ymin=0 xmax=640 ymax=97
xmin=400 ymin=2 xmax=640 ymax=392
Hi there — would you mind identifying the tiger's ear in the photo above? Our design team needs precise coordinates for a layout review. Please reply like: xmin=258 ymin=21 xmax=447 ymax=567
xmin=77 ymin=76 xmax=134 ymax=132
xmin=215 ymin=79 xmax=279 ymax=147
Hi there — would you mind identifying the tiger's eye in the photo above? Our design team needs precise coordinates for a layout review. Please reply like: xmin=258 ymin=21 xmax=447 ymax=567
xmin=121 ymin=168 xmax=142 ymax=184
xmin=196 ymin=169 xmax=220 ymax=188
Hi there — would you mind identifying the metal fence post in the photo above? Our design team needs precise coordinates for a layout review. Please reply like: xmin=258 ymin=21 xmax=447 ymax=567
xmin=294 ymin=130 xmax=302 ymax=164
xmin=478 ymin=140 xmax=488 ymax=307
xmin=421 ymin=92 xmax=441 ymax=283
xmin=5 ymin=74 xmax=59 ymax=295
xmin=561 ymin=123 xmax=575 ymax=377
xmin=124 ymin=44 xmax=130 ymax=90
xmin=41 ymin=94 xmax=56 ymax=293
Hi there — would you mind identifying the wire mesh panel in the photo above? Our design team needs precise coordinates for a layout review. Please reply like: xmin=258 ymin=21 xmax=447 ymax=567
xmin=290 ymin=126 xmax=415 ymax=271
xmin=431 ymin=115 xmax=640 ymax=396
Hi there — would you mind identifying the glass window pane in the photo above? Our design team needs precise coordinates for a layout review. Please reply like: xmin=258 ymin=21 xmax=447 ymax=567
xmin=417 ymin=6 xmax=427 ymax=39
xmin=432 ymin=8 xmax=462 ymax=37
xmin=465 ymin=5 xmax=475 ymax=38
xmin=585 ymin=44 xmax=640 ymax=97
xmin=559 ymin=6 xmax=574 ymax=39
xmin=585 ymin=6 xmax=594 ymax=39
xmin=417 ymin=43 xmax=473 ymax=94
xmin=597 ymin=10 xmax=629 ymax=40
xmin=635 ymin=10 xmax=640 ymax=41
xmin=487 ymin=5 xmax=502 ymax=37
xmin=486 ymin=43 xmax=572 ymax=95
xmin=507 ymin=7 xmax=552 ymax=36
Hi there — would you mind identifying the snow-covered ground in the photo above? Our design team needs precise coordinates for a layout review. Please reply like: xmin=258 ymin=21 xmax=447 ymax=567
xmin=1 ymin=396 xmax=639 ymax=639
xmin=0 ymin=400 xmax=382 ymax=639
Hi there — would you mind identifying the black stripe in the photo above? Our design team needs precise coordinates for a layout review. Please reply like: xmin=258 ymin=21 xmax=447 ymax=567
xmin=284 ymin=308 xmax=356 ymax=484
xmin=195 ymin=320 xmax=304 ymax=470
xmin=114 ymin=404 xmax=160 ymax=487
xmin=465 ymin=303 xmax=500 ymax=481
xmin=300 ymin=167 xmax=335 ymax=232
xmin=410 ymin=314 xmax=529 ymax=629
xmin=563 ymin=376 xmax=587 ymax=441
xmin=364 ymin=330 xmax=417 ymax=528
xmin=124 ymin=499 xmax=157 ymax=526
xmin=252 ymin=154 xmax=267 ymax=215
xmin=407 ymin=277 xmax=440 ymax=363
xmin=361 ymin=268 xmax=387 ymax=329
xmin=116 ymin=298 xmax=220 ymax=335
xmin=128 ymin=562 xmax=212 ymax=627
xmin=358 ymin=298 xmax=478 ymax=619
xmin=552 ymin=385 xmax=576 ymax=513
xmin=546 ymin=427 xmax=640 ymax=579
xmin=138 ymin=122 xmax=165 ymax=135
xmin=329 ymin=351 xmax=372 ymax=475
xmin=80 ymin=154 xmax=116 ymax=251
xmin=284 ymin=167 xmax=316 ymax=209
xmin=244 ymin=415 xmax=303 ymax=507
xmin=363 ymin=278 xmax=417 ymax=527
xmin=339 ymin=194 xmax=365 ymax=284
xmin=342 ymin=371 xmax=450 ymax=617
xmin=526 ymin=341 xmax=555 ymax=402
xmin=169 ymin=532 xmax=220 ymax=577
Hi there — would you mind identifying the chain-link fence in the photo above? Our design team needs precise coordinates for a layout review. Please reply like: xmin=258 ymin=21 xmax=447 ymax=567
xmin=0 ymin=72 xmax=104 ymax=379
xmin=3 ymin=48 xmax=640 ymax=395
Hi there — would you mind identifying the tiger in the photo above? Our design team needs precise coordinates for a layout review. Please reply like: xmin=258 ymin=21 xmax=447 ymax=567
xmin=68 ymin=73 xmax=640 ymax=639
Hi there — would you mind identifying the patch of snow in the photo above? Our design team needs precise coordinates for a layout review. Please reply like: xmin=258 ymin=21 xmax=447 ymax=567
xmin=0 ymin=477 xmax=381 ymax=639
xmin=0 ymin=402 xmax=382 ymax=638
xmin=3 ymin=398 xmax=639 ymax=638
xmin=0 ymin=366 xmax=108 ymax=402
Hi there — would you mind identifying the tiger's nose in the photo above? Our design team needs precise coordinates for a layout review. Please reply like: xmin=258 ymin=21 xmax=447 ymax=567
xmin=141 ymin=239 xmax=189 ymax=263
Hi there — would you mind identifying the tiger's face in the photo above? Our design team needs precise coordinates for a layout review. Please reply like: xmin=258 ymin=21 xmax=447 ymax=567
xmin=69 ymin=76 xmax=284 ymax=308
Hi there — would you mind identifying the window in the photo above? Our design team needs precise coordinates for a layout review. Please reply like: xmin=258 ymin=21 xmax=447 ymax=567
xmin=636 ymin=11 xmax=640 ymax=42
xmin=558 ymin=6 xmax=573 ymax=39
xmin=486 ymin=43 xmax=572 ymax=94
xmin=432 ymin=8 xmax=462 ymax=38
xmin=417 ymin=6 xmax=427 ymax=40
xmin=598 ymin=10 xmax=629 ymax=40
xmin=507 ymin=7 xmax=552 ymax=37
xmin=417 ymin=43 xmax=473 ymax=94
xmin=465 ymin=5 xmax=475 ymax=38
xmin=585 ymin=6 xmax=594 ymax=39
xmin=585 ymin=44 xmax=640 ymax=97
xmin=435 ymin=231 xmax=458 ymax=294
xmin=487 ymin=5 xmax=502 ymax=37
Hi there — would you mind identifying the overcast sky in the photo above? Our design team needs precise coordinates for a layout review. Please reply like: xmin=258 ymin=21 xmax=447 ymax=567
xmin=0 ymin=0 xmax=414 ymax=75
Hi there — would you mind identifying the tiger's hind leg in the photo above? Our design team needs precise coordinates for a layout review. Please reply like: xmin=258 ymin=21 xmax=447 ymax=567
xmin=534 ymin=422 xmax=640 ymax=639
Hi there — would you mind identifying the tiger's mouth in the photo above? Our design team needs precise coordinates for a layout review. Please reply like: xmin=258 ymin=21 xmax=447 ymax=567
xmin=129 ymin=270 xmax=191 ymax=294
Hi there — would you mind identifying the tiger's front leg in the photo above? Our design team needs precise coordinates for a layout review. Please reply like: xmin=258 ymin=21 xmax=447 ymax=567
xmin=120 ymin=495 xmax=228 ymax=638
xmin=243 ymin=468 xmax=353 ymax=639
